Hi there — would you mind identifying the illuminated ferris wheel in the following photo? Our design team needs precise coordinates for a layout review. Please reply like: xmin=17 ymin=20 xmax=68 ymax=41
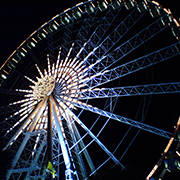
xmin=0 ymin=0 xmax=180 ymax=179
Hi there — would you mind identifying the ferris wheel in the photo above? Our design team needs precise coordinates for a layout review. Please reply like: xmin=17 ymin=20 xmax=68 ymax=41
xmin=0 ymin=0 xmax=180 ymax=179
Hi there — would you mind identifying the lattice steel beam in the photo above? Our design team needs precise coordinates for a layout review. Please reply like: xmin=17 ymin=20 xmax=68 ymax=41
xmin=86 ymin=42 xmax=179 ymax=88
xmin=81 ymin=6 xmax=144 ymax=70
xmin=66 ymin=99 xmax=172 ymax=139
xmin=61 ymin=100 xmax=125 ymax=170
xmin=77 ymin=82 xmax=180 ymax=99
xmin=93 ymin=6 xmax=144 ymax=57
xmin=50 ymin=95 xmax=76 ymax=179
xmin=85 ymin=14 xmax=168 ymax=74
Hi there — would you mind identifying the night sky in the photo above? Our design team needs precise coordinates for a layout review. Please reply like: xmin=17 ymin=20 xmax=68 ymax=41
xmin=0 ymin=0 xmax=180 ymax=179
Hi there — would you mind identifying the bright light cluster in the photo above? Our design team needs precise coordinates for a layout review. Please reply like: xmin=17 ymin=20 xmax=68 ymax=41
xmin=32 ymin=75 xmax=55 ymax=100
xmin=4 ymin=43 xmax=92 ymax=150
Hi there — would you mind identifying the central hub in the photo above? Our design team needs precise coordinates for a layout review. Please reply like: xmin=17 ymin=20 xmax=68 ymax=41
xmin=32 ymin=75 xmax=55 ymax=100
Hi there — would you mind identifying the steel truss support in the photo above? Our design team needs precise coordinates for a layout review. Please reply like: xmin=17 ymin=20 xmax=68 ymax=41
xmin=3 ymin=98 xmax=48 ymax=151
xmin=65 ymin=99 xmax=172 ymax=139
xmin=76 ymin=5 xmax=144 ymax=74
xmin=6 ymin=133 xmax=31 ymax=180
xmin=61 ymin=7 xmax=120 ymax=69
xmin=71 ymin=121 xmax=95 ymax=173
xmin=63 ymin=112 xmax=87 ymax=179
xmin=60 ymin=100 xmax=125 ymax=170
xmin=47 ymin=98 xmax=53 ymax=162
xmin=65 ymin=19 xmax=177 ymax=92
xmin=54 ymin=97 xmax=95 ymax=178
xmin=8 ymin=167 xmax=41 ymax=174
xmin=6 ymin=131 xmax=45 ymax=180
xmin=78 ymin=82 xmax=180 ymax=99
xmin=25 ymin=135 xmax=46 ymax=179
xmin=6 ymin=98 xmax=47 ymax=180
xmin=61 ymin=6 xmax=119 ymax=60
xmin=84 ymin=13 xmax=168 ymax=74
xmin=86 ymin=42 xmax=179 ymax=88
xmin=49 ymin=95 xmax=76 ymax=180
xmin=86 ymin=6 xmax=144 ymax=61
xmin=59 ymin=98 xmax=96 ymax=178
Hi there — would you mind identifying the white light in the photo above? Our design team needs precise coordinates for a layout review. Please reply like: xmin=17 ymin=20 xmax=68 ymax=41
xmin=31 ymin=42 xmax=36 ymax=47
xmin=1 ymin=74 xmax=7 ymax=79
xmin=52 ymin=24 xmax=58 ymax=30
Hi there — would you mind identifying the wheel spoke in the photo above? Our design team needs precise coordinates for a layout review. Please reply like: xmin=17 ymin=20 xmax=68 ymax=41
xmin=74 ymin=5 xmax=121 ymax=61
xmin=66 ymin=98 xmax=172 ymax=139
xmin=0 ymin=88 xmax=32 ymax=96
xmin=65 ymin=20 xmax=176 ymax=90
xmin=60 ymin=98 xmax=125 ymax=169
xmin=54 ymin=97 xmax=95 ymax=173
xmin=86 ymin=42 xmax=179 ymax=88
xmin=77 ymin=82 xmax=180 ymax=99
xmin=84 ymin=13 xmax=169 ymax=75
xmin=3 ymin=98 xmax=48 ymax=150
xmin=83 ymin=5 xmax=145 ymax=67
xmin=1 ymin=1 xmax=179 ymax=179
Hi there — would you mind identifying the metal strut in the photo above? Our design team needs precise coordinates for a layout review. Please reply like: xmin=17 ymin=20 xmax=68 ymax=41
xmin=49 ymin=95 xmax=75 ymax=180
xmin=77 ymin=82 xmax=180 ymax=99
xmin=47 ymin=98 xmax=53 ymax=162
xmin=65 ymin=99 xmax=172 ymax=139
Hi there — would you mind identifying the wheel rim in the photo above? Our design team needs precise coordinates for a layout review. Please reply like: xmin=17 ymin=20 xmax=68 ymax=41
xmin=0 ymin=0 xmax=180 ymax=179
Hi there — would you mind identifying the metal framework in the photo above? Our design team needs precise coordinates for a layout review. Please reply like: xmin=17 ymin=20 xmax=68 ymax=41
xmin=0 ymin=0 xmax=179 ymax=179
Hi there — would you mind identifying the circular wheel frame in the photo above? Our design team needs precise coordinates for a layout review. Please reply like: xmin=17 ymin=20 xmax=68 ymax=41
xmin=0 ymin=0 xmax=180 ymax=179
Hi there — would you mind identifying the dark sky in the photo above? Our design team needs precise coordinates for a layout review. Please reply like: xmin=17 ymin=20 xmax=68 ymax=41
xmin=0 ymin=0 xmax=81 ymax=64
xmin=0 ymin=0 xmax=179 ymax=64
xmin=0 ymin=0 xmax=180 ymax=179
